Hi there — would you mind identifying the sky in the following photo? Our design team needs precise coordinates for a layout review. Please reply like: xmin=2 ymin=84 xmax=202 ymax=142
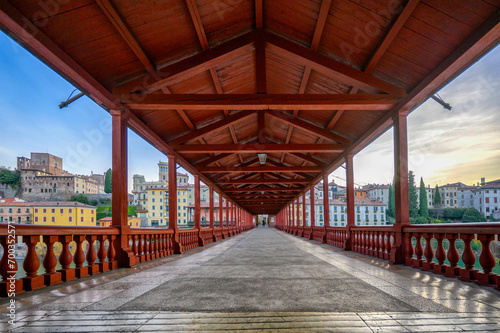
xmin=0 ymin=31 xmax=499 ymax=191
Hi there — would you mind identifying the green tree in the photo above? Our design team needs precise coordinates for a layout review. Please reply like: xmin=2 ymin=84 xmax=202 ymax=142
xmin=69 ymin=193 xmax=90 ymax=205
xmin=0 ymin=169 xmax=21 ymax=189
xmin=388 ymin=182 xmax=395 ymax=218
xmin=90 ymin=199 xmax=99 ymax=206
xmin=462 ymin=208 xmax=487 ymax=222
xmin=433 ymin=184 xmax=442 ymax=207
xmin=104 ymin=168 xmax=112 ymax=194
xmin=408 ymin=171 xmax=419 ymax=218
xmin=419 ymin=177 xmax=429 ymax=218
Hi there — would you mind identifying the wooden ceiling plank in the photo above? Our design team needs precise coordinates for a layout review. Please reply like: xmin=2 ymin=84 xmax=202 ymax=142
xmin=112 ymin=30 xmax=257 ymax=96
xmin=169 ymin=110 xmax=256 ymax=146
xmin=174 ymin=143 xmax=347 ymax=153
xmin=255 ymin=31 xmax=267 ymax=94
xmin=266 ymin=111 xmax=351 ymax=144
xmin=288 ymin=153 xmax=328 ymax=168
xmin=95 ymin=0 xmax=155 ymax=74
xmin=364 ymin=0 xmax=421 ymax=74
xmin=123 ymin=93 xmax=400 ymax=110
xmin=264 ymin=31 xmax=406 ymax=96
xmin=310 ymin=0 xmax=332 ymax=51
xmin=223 ymin=186 xmax=303 ymax=192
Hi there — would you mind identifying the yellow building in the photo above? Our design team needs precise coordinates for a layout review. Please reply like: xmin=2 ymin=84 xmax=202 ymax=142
xmin=177 ymin=186 xmax=189 ymax=226
xmin=99 ymin=216 xmax=141 ymax=227
xmin=32 ymin=202 xmax=96 ymax=226
xmin=146 ymin=187 xmax=169 ymax=227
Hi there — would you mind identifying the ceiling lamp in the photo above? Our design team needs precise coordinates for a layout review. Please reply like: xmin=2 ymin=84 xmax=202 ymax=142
xmin=258 ymin=153 xmax=267 ymax=165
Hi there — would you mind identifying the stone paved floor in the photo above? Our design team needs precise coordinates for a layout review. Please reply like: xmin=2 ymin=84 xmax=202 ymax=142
xmin=1 ymin=227 xmax=500 ymax=332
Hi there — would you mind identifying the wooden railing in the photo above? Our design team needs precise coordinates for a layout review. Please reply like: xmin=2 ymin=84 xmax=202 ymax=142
xmin=0 ymin=221 xmax=255 ymax=297
xmin=278 ymin=222 xmax=500 ymax=290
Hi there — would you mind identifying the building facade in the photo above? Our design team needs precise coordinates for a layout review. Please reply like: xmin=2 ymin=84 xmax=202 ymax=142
xmin=0 ymin=201 xmax=96 ymax=226
xmin=17 ymin=153 xmax=64 ymax=176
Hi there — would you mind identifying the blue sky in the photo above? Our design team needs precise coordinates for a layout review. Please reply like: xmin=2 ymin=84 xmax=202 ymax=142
xmin=0 ymin=31 xmax=498 ymax=191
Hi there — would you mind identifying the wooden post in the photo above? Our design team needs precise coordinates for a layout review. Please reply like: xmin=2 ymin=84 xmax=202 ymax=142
xmin=302 ymin=192 xmax=306 ymax=236
xmin=194 ymin=175 xmax=204 ymax=245
xmin=210 ymin=186 xmax=216 ymax=241
xmin=322 ymin=174 xmax=329 ymax=243
xmin=391 ymin=113 xmax=410 ymax=264
xmin=345 ymin=154 xmax=355 ymax=251
xmin=111 ymin=110 xmax=135 ymax=267
xmin=310 ymin=185 xmax=315 ymax=233
xmin=168 ymin=154 xmax=181 ymax=253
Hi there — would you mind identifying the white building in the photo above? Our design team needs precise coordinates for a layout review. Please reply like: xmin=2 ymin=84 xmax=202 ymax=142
xmin=474 ymin=179 xmax=500 ymax=219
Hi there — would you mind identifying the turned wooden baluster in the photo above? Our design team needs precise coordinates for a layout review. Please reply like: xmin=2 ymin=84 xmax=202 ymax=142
xmin=447 ymin=234 xmax=459 ymax=268
xmin=461 ymin=234 xmax=476 ymax=270
xmin=23 ymin=235 xmax=40 ymax=278
xmin=86 ymin=235 xmax=97 ymax=270
xmin=386 ymin=232 xmax=393 ymax=254
xmin=0 ymin=237 xmax=16 ymax=281
xmin=423 ymin=233 xmax=434 ymax=265
xmin=414 ymin=234 xmax=424 ymax=262
xmin=97 ymin=235 xmax=108 ymax=264
xmin=74 ymin=235 xmax=86 ymax=270
xmin=405 ymin=233 xmax=413 ymax=262
xmin=479 ymin=235 xmax=496 ymax=274
xmin=434 ymin=234 xmax=446 ymax=266
xmin=154 ymin=234 xmax=158 ymax=255
xmin=138 ymin=234 xmax=144 ymax=257
xmin=108 ymin=235 xmax=116 ymax=267
xmin=132 ymin=235 xmax=138 ymax=257
xmin=380 ymin=232 xmax=386 ymax=256
xmin=42 ymin=236 xmax=58 ymax=274
xmin=58 ymin=236 xmax=73 ymax=271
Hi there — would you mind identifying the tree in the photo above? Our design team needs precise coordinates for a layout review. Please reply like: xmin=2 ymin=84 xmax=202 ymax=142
xmin=0 ymin=169 xmax=21 ymax=189
xmin=433 ymin=184 xmax=442 ymax=207
xmin=462 ymin=208 xmax=487 ymax=222
xmin=408 ymin=171 xmax=419 ymax=218
xmin=90 ymin=199 xmax=99 ymax=206
xmin=104 ymin=168 xmax=112 ymax=193
xmin=388 ymin=182 xmax=395 ymax=218
xmin=419 ymin=177 xmax=429 ymax=218
xmin=70 ymin=193 xmax=90 ymax=205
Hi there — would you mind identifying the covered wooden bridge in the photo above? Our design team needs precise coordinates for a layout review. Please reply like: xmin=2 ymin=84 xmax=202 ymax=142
xmin=1 ymin=0 xmax=500 ymax=310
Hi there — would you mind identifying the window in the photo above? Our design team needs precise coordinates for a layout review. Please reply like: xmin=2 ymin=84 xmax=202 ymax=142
xmin=152 ymin=205 xmax=155 ymax=210
xmin=17 ymin=217 xmax=21 ymax=223
xmin=17 ymin=208 xmax=21 ymax=213
xmin=43 ymin=209 xmax=47 ymax=213
xmin=152 ymin=198 xmax=155 ymax=203
xmin=365 ymin=214 xmax=369 ymax=221
xmin=35 ymin=217 xmax=38 ymax=222
xmin=486 ymin=198 xmax=490 ymax=204
xmin=69 ymin=217 xmax=72 ymax=222
xmin=26 ymin=209 xmax=30 ymax=213
xmin=69 ymin=209 xmax=72 ymax=213
xmin=51 ymin=209 xmax=55 ymax=213
xmin=35 ymin=208 xmax=38 ymax=213
xmin=81 ymin=217 xmax=84 ymax=222
xmin=152 ymin=191 xmax=155 ymax=195
xmin=91 ymin=217 xmax=94 ymax=222
xmin=60 ymin=209 xmax=64 ymax=214
xmin=51 ymin=217 xmax=55 ymax=222
xmin=43 ymin=217 xmax=47 ymax=222
xmin=81 ymin=209 xmax=84 ymax=214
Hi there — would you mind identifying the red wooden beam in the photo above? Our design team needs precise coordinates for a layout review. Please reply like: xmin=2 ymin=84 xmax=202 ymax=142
xmin=255 ymin=0 xmax=263 ymax=28
xmin=215 ymin=179 xmax=309 ymax=184
xmin=174 ymin=143 xmax=348 ymax=153
xmin=288 ymin=153 xmax=328 ymax=168
xmin=255 ymin=31 xmax=267 ymax=94
xmin=222 ymin=186 xmax=303 ymax=192
xmin=264 ymin=31 xmax=406 ymax=96
xmin=169 ymin=110 xmax=256 ymax=146
xmin=310 ymin=0 xmax=332 ymax=51
xmin=258 ymin=110 xmax=266 ymax=143
xmin=266 ymin=111 xmax=351 ymax=144
xmin=122 ymin=93 xmax=400 ymax=111
xmin=112 ymin=30 xmax=257 ymax=96
xmin=364 ymin=0 xmax=420 ymax=74
xmin=185 ymin=0 xmax=209 ymax=50
xmin=199 ymin=166 xmax=323 ymax=173
xmin=96 ymin=0 xmax=155 ymax=74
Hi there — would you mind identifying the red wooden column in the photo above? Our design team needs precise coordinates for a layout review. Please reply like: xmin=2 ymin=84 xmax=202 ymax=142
xmin=194 ymin=175 xmax=204 ymax=246
xmin=219 ymin=193 xmax=223 ymax=228
xmin=168 ymin=154 xmax=181 ymax=253
xmin=345 ymin=154 xmax=355 ymax=251
xmin=111 ymin=110 xmax=135 ymax=267
xmin=322 ymin=174 xmax=329 ymax=243
xmin=210 ymin=186 xmax=216 ymax=241
xmin=296 ymin=198 xmax=302 ymax=231
xmin=310 ymin=186 xmax=315 ymax=240
xmin=292 ymin=200 xmax=295 ymax=229
xmin=302 ymin=192 xmax=306 ymax=236
xmin=391 ymin=113 xmax=410 ymax=264
xmin=225 ymin=197 xmax=229 ymax=231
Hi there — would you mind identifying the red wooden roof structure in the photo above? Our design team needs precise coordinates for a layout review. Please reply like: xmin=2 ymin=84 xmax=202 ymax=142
xmin=1 ymin=0 xmax=499 ymax=215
